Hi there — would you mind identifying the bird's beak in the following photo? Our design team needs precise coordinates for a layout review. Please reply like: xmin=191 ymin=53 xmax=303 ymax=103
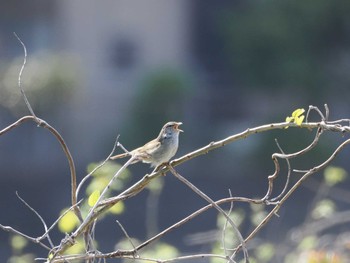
xmin=175 ymin=122 xmax=183 ymax=132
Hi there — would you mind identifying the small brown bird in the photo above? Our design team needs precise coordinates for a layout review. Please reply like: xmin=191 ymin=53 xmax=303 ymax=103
xmin=110 ymin=121 xmax=183 ymax=168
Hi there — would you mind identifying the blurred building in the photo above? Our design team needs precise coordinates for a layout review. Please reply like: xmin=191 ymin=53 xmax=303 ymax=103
xmin=56 ymin=0 xmax=191 ymax=124
xmin=0 ymin=0 xmax=192 ymax=166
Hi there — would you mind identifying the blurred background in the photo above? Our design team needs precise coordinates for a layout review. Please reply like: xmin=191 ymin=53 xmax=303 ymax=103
xmin=1 ymin=0 xmax=350 ymax=262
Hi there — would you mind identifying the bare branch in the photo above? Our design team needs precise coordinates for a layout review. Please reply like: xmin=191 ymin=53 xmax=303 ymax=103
xmin=76 ymin=135 xmax=120 ymax=200
xmin=16 ymin=192 xmax=54 ymax=248
xmin=167 ymin=166 xmax=249 ymax=263
xmin=38 ymin=199 xmax=83 ymax=242
xmin=51 ymin=156 xmax=136 ymax=258
xmin=116 ymin=220 xmax=138 ymax=253
xmin=306 ymin=104 xmax=325 ymax=122
xmin=135 ymin=196 xmax=259 ymax=253
xmin=0 ymin=224 xmax=51 ymax=251
xmin=222 ymin=189 xmax=235 ymax=263
xmin=234 ymin=136 xmax=350 ymax=254
xmin=263 ymin=127 xmax=323 ymax=201
xmin=13 ymin=33 xmax=37 ymax=118
xmin=48 ymin=252 xmax=231 ymax=263
xmin=2 ymin=79 xmax=350 ymax=263
xmin=14 ymin=35 xmax=80 ymax=220
xmin=0 ymin=115 xmax=80 ymax=220
xmin=117 ymin=141 xmax=131 ymax=155
xmin=269 ymin=139 xmax=291 ymax=202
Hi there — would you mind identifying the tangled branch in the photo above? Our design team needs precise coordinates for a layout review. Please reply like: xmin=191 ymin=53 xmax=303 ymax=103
xmin=1 ymin=35 xmax=350 ymax=263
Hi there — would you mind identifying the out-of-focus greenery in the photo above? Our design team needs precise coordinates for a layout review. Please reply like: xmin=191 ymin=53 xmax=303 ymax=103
xmin=58 ymin=161 xmax=130 ymax=234
xmin=7 ymin=235 xmax=35 ymax=263
xmin=0 ymin=52 xmax=79 ymax=116
xmin=58 ymin=209 xmax=79 ymax=233
xmin=124 ymin=69 xmax=191 ymax=146
xmin=324 ymin=166 xmax=347 ymax=186
xmin=219 ymin=0 xmax=350 ymax=97
xmin=210 ymin=165 xmax=349 ymax=262
xmin=116 ymin=237 xmax=179 ymax=263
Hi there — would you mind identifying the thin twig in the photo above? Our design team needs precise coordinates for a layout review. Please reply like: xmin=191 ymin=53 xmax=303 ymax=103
xmin=269 ymin=139 xmax=291 ymax=202
xmin=52 ymin=156 xmax=136 ymax=258
xmin=88 ymin=156 xmax=135 ymax=216
xmin=262 ymin=127 xmax=323 ymax=201
xmin=222 ymin=189 xmax=235 ymax=263
xmin=0 ymin=224 xmax=51 ymax=251
xmin=234 ymin=136 xmax=350 ymax=254
xmin=76 ymin=135 xmax=120 ymax=200
xmin=13 ymin=32 xmax=37 ymax=119
xmin=16 ymin=192 xmax=54 ymax=248
xmin=13 ymin=34 xmax=80 ymax=220
xmin=324 ymin=104 xmax=329 ymax=121
xmin=306 ymin=105 xmax=325 ymax=122
xmin=167 ymin=166 xmax=249 ymax=263
xmin=47 ymin=252 xmax=231 ymax=263
xmin=122 ymin=254 xmax=234 ymax=263
xmin=116 ymin=220 xmax=138 ymax=254
xmin=117 ymin=142 xmax=131 ymax=155
xmin=39 ymin=199 xmax=83 ymax=242
xmin=135 ymin=196 xmax=260 ymax=253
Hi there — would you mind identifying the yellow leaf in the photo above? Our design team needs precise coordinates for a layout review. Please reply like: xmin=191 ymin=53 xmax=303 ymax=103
xmin=88 ymin=190 xmax=100 ymax=207
xmin=285 ymin=116 xmax=294 ymax=123
xmin=292 ymin=108 xmax=305 ymax=118
xmin=58 ymin=210 xmax=79 ymax=233
xmin=295 ymin=115 xmax=305 ymax=126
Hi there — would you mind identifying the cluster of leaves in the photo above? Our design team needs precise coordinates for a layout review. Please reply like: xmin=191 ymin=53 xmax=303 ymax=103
xmin=0 ymin=52 xmax=78 ymax=115
xmin=285 ymin=108 xmax=305 ymax=127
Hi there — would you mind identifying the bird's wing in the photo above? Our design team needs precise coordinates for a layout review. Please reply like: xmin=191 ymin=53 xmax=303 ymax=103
xmin=138 ymin=139 xmax=161 ymax=156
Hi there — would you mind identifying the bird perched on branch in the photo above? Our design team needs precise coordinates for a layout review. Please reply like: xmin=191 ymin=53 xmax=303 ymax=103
xmin=110 ymin=121 xmax=183 ymax=168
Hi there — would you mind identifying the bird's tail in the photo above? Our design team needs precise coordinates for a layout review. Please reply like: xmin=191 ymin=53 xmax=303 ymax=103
xmin=110 ymin=152 xmax=130 ymax=160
